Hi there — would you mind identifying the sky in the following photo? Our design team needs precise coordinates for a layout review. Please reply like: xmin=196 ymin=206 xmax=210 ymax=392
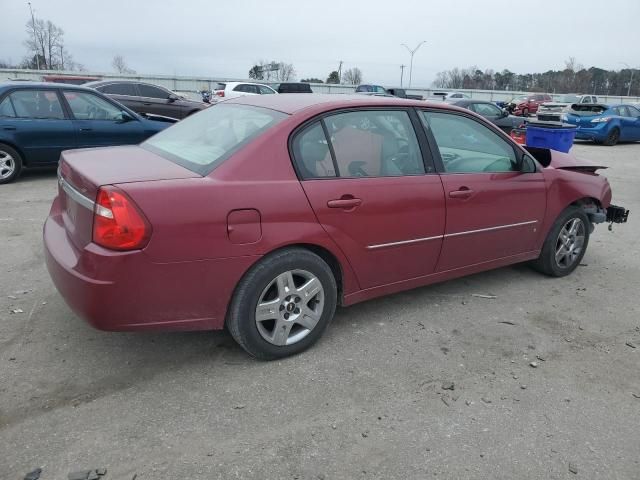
xmin=1 ymin=0 xmax=639 ymax=87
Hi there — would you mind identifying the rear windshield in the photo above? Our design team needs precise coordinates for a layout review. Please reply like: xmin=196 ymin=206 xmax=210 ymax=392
xmin=142 ymin=104 xmax=287 ymax=175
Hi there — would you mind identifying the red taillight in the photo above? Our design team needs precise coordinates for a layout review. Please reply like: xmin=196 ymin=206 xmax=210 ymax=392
xmin=92 ymin=186 xmax=151 ymax=251
xmin=215 ymin=90 xmax=225 ymax=97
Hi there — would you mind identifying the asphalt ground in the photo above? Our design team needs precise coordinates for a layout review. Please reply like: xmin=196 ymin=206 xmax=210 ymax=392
xmin=1 ymin=141 xmax=639 ymax=479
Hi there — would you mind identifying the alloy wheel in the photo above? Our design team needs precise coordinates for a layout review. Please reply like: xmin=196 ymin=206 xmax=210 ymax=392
xmin=0 ymin=150 xmax=15 ymax=180
xmin=554 ymin=218 xmax=586 ymax=269
xmin=255 ymin=269 xmax=325 ymax=346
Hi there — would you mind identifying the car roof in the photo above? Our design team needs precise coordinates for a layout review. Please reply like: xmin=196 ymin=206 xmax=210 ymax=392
xmin=0 ymin=81 xmax=96 ymax=92
xmin=224 ymin=81 xmax=272 ymax=88
xmin=224 ymin=93 xmax=462 ymax=115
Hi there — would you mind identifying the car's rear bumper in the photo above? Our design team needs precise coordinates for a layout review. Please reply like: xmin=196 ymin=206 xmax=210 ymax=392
xmin=574 ymin=124 xmax=608 ymax=141
xmin=44 ymin=199 xmax=259 ymax=332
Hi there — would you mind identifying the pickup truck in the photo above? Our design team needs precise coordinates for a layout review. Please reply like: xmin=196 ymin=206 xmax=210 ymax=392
xmin=537 ymin=94 xmax=599 ymax=122
xmin=386 ymin=88 xmax=423 ymax=100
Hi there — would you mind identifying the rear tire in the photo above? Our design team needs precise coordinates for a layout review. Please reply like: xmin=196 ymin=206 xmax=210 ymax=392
xmin=226 ymin=248 xmax=337 ymax=360
xmin=0 ymin=143 xmax=23 ymax=185
xmin=603 ymin=127 xmax=620 ymax=146
xmin=530 ymin=206 xmax=590 ymax=277
xmin=522 ymin=108 xmax=529 ymax=117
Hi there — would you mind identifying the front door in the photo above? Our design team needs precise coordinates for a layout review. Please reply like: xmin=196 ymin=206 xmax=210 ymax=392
xmin=290 ymin=109 xmax=446 ymax=289
xmin=137 ymin=84 xmax=181 ymax=118
xmin=62 ymin=90 xmax=146 ymax=148
xmin=419 ymin=110 xmax=546 ymax=272
xmin=4 ymin=89 xmax=77 ymax=165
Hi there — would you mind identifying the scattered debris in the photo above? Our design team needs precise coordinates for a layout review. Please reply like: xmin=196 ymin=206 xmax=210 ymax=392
xmin=10 ymin=308 xmax=24 ymax=314
xmin=578 ymin=325 xmax=584 ymax=330
xmin=536 ymin=355 xmax=546 ymax=362
xmin=24 ymin=468 xmax=42 ymax=480
xmin=68 ymin=472 xmax=90 ymax=480
xmin=9 ymin=357 xmax=16 ymax=361
xmin=579 ymin=263 xmax=588 ymax=267
xmin=520 ymin=385 xmax=527 ymax=390
xmin=461 ymin=301 xmax=467 ymax=305
xmin=361 ymin=431 xmax=369 ymax=438
xmin=529 ymin=362 xmax=538 ymax=368
xmin=481 ymin=397 xmax=492 ymax=404
xmin=67 ymin=469 xmax=107 ymax=480
xmin=568 ymin=462 xmax=578 ymax=474
xmin=441 ymin=395 xmax=451 ymax=407
xmin=232 ymin=404 xmax=246 ymax=410
xmin=632 ymin=393 xmax=640 ymax=399
xmin=465 ymin=400 xmax=472 ymax=406
xmin=625 ymin=341 xmax=636 ymax=349
xmin=331 ymin=424 xmax=337 ymax=430
xmin=441 ymin=381 xmax=455 ymax=391
xmin=472 ymin=294 xmax=497 ymax=299
xmin=564 ymin=337 xmax=573 ymax=343
xmin=512 ymin=375 xmax=518 ymax=379
xmin=7 ymin=295 xmax=17 ymax=299
xmin=498 ymin=321 xmax=516 ymax=325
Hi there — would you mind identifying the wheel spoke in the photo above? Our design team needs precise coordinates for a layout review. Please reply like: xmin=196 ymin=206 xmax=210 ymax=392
xmin=573 ymin=235 xmax=585 ymax=252
xmin=555 ymin=244 xmax=567 ymax=265
xmin=276 ymin=271 xmax=295 ymax=299
xmin=295 ymin=305 xmax=321 ymax=330
xmin=568 ymin=218 xmax=580 ymax=235
xmin=271 ymin=319 xmax=293 ymax=346
xmin=255 ymin=299 xmax=279 ymax=323
xmin=297 ymin=276 xmax=321 ymax=300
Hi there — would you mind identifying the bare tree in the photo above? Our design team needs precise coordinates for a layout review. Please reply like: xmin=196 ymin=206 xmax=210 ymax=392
xmin=112 ymin=55 xmax=136 ymax=74
xmin=342 ymin=67 xmax=363 ymax=85
xmin=276 ymin=62 xmax=296 ymax=82
xmin=23 ymin=15 xmax=79 ymax=70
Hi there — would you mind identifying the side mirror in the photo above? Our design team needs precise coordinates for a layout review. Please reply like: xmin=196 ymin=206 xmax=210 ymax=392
xmin=168 ymin=94 xmax=178 ymax=102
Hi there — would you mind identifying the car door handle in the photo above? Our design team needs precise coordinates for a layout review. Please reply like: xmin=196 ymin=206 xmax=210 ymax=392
xmin=79 ymin=127 xmax=93 ymax=132
xmin=143 ymin=103 xmax=152 ymax=106
xmin=449 ymin=188 xmax=474 ymax=199
xmin=2 ymin=126 xmax=16 ymax=130
xmin=327 ymin=196 xmax=362 ymax=209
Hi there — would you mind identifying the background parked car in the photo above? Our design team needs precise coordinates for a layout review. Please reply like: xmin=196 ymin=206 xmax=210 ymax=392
xmin=505 ymin=93 xmax=553 ymax=117
xmin=537 ymin=94 xmax=599 ymax=122
xmin=449 ymin=99 xmax=526 ymax=133
xmin=565 ymin=103 xmax=640 ymax=146
xmin=386 ymin=88 xmax=423 ymax=100
xmin=214 ymin=82 xmax=277 ymax=99
xmin=355 ymin=84 xmax=387 ymax=94
xmin=274 ymin=83 xmax=313 ymax=93
xmin=431 ymin=91 xmax=470 ymax=101
xmin=0 ymin=82 xmax=171 ymax=183
xmin=85 ymin=80 xmax=207 ymax=119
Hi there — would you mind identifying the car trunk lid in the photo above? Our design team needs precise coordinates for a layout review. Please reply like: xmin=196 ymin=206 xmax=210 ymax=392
xmin=57 ymin=145 xmax=200 ymax=250
xmin=565 ymin=104 xmax=609 ymax=126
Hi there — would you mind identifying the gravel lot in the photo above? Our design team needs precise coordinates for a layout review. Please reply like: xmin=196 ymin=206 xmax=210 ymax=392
xmin=1 ymin=142 xmax=639 ymax=480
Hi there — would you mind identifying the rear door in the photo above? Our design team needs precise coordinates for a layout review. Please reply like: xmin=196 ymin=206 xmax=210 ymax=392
xmin=62 ymin=90 xmax=147 ymax=147
xmin=4 ymin=88 xmax=76 ymax=165
xmin=419 ymin=110 xmax=546 ymax=272
xmin=291 ymin=108 xmax=446 ymax=289
xmin=624 ymin=106 xmax=640 ymax=140
xmin=95 ymin=82 xmax=140 ymax=112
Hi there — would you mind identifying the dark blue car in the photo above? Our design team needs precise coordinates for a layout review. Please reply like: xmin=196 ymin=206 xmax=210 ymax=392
xmin=565 ymin=103 xmax=640 ymax=146
xmin=0 ymin=82 xmax=173 ymax=183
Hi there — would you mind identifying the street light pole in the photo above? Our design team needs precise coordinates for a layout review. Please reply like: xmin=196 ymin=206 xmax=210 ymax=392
xmin=620 ymin=62 xmax=636 ymax=97
xmin=400 ymin=65 xmax=406 ymax=87
xmin=401 ymin=41 xmax=426 ymax=88
xmin=27 ymin=2 xmax=40 ymax=70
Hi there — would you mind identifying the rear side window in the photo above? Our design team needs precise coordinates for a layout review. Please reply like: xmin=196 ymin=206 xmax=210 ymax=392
xmin=9 ymin=90 xmax=65 ymax=119
xmin=258 ymin=85 xmax=276 ymax=94
xmin=292 ymin=110 xmax=426 ymax=179
xmin=138 ymin=84 xmax=169 ymax=99
xmin=142 ymin=104 xmax=287 ymax=175
xmin=234 ymin=84 xmax=259 ymax=94
xmin=99 ymin=83 xmax=137 ymax=96
xmin=0 ymin=96 xmax=16 ymax=117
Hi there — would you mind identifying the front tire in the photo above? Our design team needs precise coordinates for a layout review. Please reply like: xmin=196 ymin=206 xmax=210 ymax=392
xmin=226 ymin=248 xmax=337 ymax=360
xmin=0 ymin=143 xmax=23 ymax=185
xmin=522 ymin=108 xmax=529 ymax=117
xmin=530 ymin=206 xmax=590 ymax=277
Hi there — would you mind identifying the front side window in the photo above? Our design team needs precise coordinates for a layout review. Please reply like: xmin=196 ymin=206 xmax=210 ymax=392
xmin=0 ymin=96 xmax=16 ymax=117
xmin=473 ymin=103 xmax=502 ymax=116
xmin=293 ymin=110 xmax=426 ymax=179
xmin=143 ymin=104 xmax=287 ymax=175
xmin=421 ymin=111 xmax=518 ymax=173
xmin=627 ymin=105 xmax=640 ymax=118
xmin=63 ymin=91 xmax=124 ymax=121
xmin=100 ymin=83 xmax=137 ymax=96
xmin=9 ymin=90 xmax=65 ymax=119
xmin=138 ymin=84 xmax=169 ymax=99
xmin=258 ymin=85 xmax=275 ymax=94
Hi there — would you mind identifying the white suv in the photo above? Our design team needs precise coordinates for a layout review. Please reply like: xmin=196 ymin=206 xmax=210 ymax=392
xmin=214 ymin=82 xmax=277 ymax=99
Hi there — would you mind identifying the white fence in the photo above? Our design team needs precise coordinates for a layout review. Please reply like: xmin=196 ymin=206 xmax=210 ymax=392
xmin=2 ymin=68 xmax=639 ymax=105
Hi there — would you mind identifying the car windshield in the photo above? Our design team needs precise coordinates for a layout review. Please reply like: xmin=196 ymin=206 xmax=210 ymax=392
xmin=142 ymin=104 xmax=287 ymax=175
xmin=559 ymin=94 xmax=579 ymax=103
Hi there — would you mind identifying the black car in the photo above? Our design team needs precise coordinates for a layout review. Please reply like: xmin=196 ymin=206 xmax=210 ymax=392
xmin=450 ymin=99 xmax=526 ymax=133
xmin=84 ymin=80 xmax=207 ymax=120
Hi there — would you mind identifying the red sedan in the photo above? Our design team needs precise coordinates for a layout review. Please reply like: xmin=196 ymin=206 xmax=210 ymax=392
xmin=44 ymin=95 xmax=629 ymax=359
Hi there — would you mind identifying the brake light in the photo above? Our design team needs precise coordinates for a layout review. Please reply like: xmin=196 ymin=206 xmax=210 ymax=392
xmin=590 ymin=117 xmax=611 ymax=123
xmin=216 ymin=90 xmax=225 ymax=97
xmin=92 ymin=186 xmax=151 ymax=251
